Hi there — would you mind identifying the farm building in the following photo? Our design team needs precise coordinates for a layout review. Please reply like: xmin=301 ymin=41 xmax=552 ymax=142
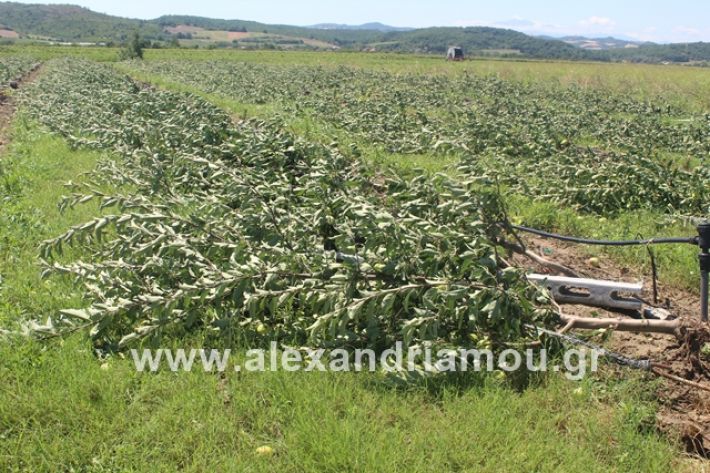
xmin=447 ymin=46 xmax=464 ymax=61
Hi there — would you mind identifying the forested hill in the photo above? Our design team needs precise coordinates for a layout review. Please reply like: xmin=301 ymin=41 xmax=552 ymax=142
xmin=373 ymin=27 xmax=588 ymax=59
xmin=0 ymin=3 xmax=163 ymax=41
xmin=1 ymin=2 xmax=709 ymax=63
xmin=153 ymin=14 xmax=383 ymax=47
xmin=154 ymin=16 xmax=585 ymax=58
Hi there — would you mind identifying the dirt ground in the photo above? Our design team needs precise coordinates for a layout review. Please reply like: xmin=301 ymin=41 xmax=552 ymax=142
xmin=0 ymin=90 xmax=12 ymax=151
xmin=227 ymin=31 xmax=252 ymax=41
xmin=0 ymin=83 xmax=16 ymax=152
xmin=512 ymin=235 xmax=710 ymax=457
xmin=0 ymin=64 xmax=41 ymax=154
xmin=163 ymin=25 xmax=205 ymax=35
xmin=0 ymin=29 xmax=19 ymax=39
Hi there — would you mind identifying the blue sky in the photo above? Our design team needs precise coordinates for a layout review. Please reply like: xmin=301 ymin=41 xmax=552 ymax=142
xmin=13 ymin=0 xmax=710 ymax=42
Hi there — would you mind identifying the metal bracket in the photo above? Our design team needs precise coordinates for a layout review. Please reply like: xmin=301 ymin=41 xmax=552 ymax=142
xmin=527 ymin=274 xmax=643 ymax=311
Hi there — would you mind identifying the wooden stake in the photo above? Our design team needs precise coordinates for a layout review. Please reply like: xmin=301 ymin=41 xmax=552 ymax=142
xmin=559 ymin=315 xmax=681 ymax=335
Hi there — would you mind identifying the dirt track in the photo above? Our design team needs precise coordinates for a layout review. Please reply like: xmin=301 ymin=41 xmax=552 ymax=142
xmin=513 ymin=235 xmax=710 ymax=457
xmin=0 ymin=64 xmax=42 ymax=153
xmin=0 ymin=89 xmax=14 ymax=152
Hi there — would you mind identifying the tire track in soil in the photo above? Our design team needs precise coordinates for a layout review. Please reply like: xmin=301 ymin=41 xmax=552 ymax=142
xmin=0 ymin=63 xmax=43 ymax=155
xmin=511 ymin=236 xmax=710 ymax=458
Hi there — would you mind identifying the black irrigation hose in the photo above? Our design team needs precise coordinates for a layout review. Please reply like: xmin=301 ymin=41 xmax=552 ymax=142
xmin=510 ymin=224 xmax=697 ymax=247
xmin=528 ymin=325 xmax=652 ymax=370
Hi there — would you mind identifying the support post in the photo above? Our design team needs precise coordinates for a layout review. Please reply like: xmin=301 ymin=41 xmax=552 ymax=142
xmin=698 ymin=223 xmax=710 ymax=323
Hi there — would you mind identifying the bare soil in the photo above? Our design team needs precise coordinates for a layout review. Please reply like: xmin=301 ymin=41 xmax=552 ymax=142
xmin=163 ymin=25 xmax=205 ymax=35
xmin=0 ymin=29 xmax=19 ymax=39
xmin=227 ymin=32 xmax=252 ymax=41
xmin=512 ymin=235 xmax=710 ymax=457
xmin=0 ymin=64 xmax=42 ymax=154
xmin=0 ymin=90 xmax=12 ymax=150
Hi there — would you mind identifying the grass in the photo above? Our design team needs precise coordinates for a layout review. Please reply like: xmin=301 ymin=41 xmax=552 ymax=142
xmin=0 ymin=337 xmax=681 ymax=472
xmin=508 ymin=197 xmax=700 ymax=293
xmin=0 ymin=336 xmax=684 ymax=472
xmin=0 ymin=44 xmax=120 ymax=62
xmin=0 ymin=116 xmax=110 ymax=325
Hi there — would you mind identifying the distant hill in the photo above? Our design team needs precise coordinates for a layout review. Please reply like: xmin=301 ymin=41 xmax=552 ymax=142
xmin=153 ymin=19 xmax=590 ymax=59
xmin=0 ymin=2 xmax=709 ymax=63
xmin=153 ymin=15 xmax=383 ymax=47
xmin=377 ymin=27 xmax=589 ymax=59
xmin=605 ymin=42 xmax=710 ymax=63
xmin=0 ymin=2 xmax=164 ymax=42
xmin=310 ymin=22 xmax=413 ymax=32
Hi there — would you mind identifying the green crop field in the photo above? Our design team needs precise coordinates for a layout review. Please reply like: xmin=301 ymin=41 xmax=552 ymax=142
xmin=0 ymin=48 xmax=708 ymax=472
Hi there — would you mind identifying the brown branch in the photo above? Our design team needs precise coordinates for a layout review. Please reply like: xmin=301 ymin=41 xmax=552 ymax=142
xmin=558 ymin=319 xmax=576 ymax=334
xmin=651 ymin=367 xmax=710 ymax=394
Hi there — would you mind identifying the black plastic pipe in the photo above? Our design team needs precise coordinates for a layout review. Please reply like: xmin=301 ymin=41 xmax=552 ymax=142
xmin=510 ymin=224 xmax=697 ymax=247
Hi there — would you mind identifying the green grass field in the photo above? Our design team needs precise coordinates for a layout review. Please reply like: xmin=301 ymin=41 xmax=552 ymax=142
xmin=1 ymin=48 xmax=708 ymax=472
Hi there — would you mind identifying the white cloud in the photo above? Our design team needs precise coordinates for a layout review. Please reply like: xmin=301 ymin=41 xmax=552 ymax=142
xmin=450 ymin=15 xmax=710 ymax=43
xmin=624 ymin=27 xmax=658 ymax=43
xmin=579 ymin=16 xmax=616 ymax=28
xmin=626 ymin=25 xmax=710 ymax=43
xmin=674 ymin=26 xmax=701 ymax=36
xmin=669 ymin=26 xmax=710 ymax=42
xmin=455 ymin=17 xmax=567 ymax=35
